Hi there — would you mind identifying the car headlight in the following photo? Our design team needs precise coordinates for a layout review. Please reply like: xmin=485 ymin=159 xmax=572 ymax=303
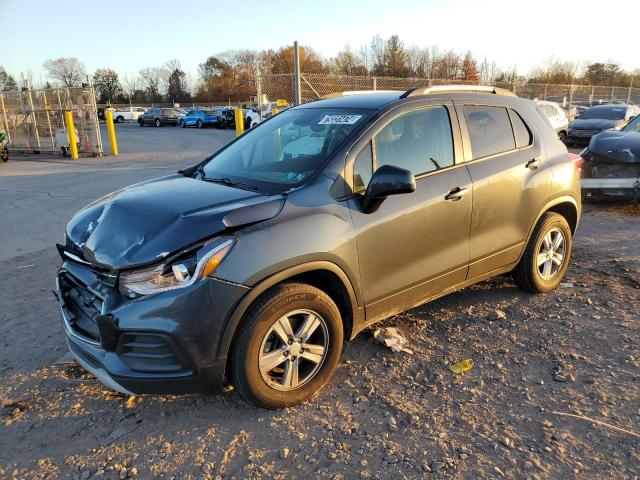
xmin=119 ymin=237 xmax=235 ymax=296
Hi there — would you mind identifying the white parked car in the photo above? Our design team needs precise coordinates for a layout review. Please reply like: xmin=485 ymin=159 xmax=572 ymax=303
xmin=536 ymin=100 xmax=569 ymax=142
xmin=107 ymin=107 xmax=147 ymax=123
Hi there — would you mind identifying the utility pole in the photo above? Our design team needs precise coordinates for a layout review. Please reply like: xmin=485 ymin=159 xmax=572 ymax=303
xmin=293 ymin=41 xmax=302 ymax=105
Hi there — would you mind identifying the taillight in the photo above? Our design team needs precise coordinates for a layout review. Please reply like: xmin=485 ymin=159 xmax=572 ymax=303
xmin=567 ymin=152 xmax=583 ymax=176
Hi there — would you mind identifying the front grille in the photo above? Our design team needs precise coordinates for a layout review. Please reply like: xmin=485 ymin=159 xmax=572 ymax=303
xmin=59 ymin=272 xmax=103 ymax=342
xmin=117 ymin=333 xmax=188 ymax=374
xmin=571 ymin=129 xmax=596 ymax=137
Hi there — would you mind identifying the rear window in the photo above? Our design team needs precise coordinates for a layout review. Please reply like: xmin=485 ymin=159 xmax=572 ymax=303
xmin=463 ymin=106 xmax=515 ymax=159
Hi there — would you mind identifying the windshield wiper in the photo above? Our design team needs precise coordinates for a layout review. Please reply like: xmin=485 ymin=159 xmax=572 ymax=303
xmin=203 ymin=176 xmax=259 ymax=191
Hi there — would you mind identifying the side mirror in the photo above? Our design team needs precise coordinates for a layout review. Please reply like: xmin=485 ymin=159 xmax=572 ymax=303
xmin=361 ymin=164 xmax=416 ymax=214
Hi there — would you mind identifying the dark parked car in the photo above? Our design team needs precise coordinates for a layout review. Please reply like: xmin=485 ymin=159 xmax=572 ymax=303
xmin=56 ymin=86 xmax=582 ymax=408
xmin=221 ymin=107 xmax=235 ymax=128
xmin=138 ymin=108 xmax=179 ymax=127
xmin=581 ymin=113 xmax=640 ymax=200
xmin=566 ymin=104 xmax=639 ymax=146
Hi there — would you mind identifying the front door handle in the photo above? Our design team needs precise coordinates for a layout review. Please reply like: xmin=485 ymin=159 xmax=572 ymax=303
xmin=526 ymin=158 xmax=540 ymax=170
xmin=445 ymin=186 xmax=468 ymax=201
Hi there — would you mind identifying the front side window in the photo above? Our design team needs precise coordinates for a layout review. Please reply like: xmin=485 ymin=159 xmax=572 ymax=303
xmin=202 ymin=108 xmax=371 ymax=192
xmin=373 ymin=106 xmax=454 ymax=176
xmin=463 ymin=105 xmax=515 ymax=159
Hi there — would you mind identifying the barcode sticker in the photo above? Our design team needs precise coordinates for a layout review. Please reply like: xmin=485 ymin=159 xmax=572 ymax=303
xmin=318 ymin=114 xmax=362 ymax=125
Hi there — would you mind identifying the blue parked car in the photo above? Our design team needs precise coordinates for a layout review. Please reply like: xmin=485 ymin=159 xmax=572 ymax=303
xmin=179 ymin=109 xmax=224 ymax=128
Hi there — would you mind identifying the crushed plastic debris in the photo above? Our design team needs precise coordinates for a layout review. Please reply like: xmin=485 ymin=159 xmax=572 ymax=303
xmin=448 ymin=359 xmax=473 ymax=374
xmin=560 ymin=282 xmax=574 ymax=288
xmin=373 ymin=327 xmax=413 ymax=354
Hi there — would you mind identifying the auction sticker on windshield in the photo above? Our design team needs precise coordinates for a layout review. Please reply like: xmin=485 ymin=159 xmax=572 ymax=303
xmin=318 ymin=114 xmax=363 ymax=125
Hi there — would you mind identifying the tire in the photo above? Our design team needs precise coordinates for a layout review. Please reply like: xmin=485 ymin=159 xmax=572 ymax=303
xmin=116 ymin=116 xmax=124 ymax=123
xmin=179 ymin=120 xmax=185 ymax=128
xmin=196 ymin=119 xmax=203 ymax=129
xmin=558 ymin=130 xmax=567 ymax=142
xmin=0 ymin=148 xmax=8 ymax=162
xmin=245 ymin=118 xmax=252 ymax=130
xmin=513 ymin=212 xmax=572 ymax=293
xmin=230 ymin=283 xmax=343 ymax=409
xmin=138 ymin=119 xmax=144 ymax=127
xmin=154 ymin=119 xmax=161 ymax=127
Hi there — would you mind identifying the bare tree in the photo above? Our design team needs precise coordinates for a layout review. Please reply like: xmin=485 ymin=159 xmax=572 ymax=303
xmin=406 ymin=46 xmax=431 ymax=78
xmin=43 ymin=57 xmax=86 ymax=87
xmin=139 ymin=67 xmax=165 ymax=101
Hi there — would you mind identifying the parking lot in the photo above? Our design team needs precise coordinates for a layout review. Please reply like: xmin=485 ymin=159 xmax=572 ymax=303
xmin=1 ymin=124 xmax=639 ymax=479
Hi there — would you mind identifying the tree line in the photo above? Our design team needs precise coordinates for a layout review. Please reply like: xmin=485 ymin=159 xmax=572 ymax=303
xmin=0 ymin=34 xmax=638 ymax=104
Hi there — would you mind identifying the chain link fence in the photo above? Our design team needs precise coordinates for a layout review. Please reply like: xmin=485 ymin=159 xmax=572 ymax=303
xmin=260 ymin=72 xmax=640 ymax=118
xmin=0 ymin=84 xmax=103 ymax=156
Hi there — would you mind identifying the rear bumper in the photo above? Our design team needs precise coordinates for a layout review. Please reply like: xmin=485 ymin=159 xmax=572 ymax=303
xmin=56 ymin=263 xmax=249 ymax=395
xmin=582 ymin=177 xmax=640 ymax=198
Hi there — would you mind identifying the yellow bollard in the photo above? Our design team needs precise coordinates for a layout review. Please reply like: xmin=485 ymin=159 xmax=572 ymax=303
xmin=105 ymin=109 xmax=119 ymax=156
xmin=234 ymin=107 xmax=244 ymax=137
xmin=64 ymin=111 xmax=79 ymax=159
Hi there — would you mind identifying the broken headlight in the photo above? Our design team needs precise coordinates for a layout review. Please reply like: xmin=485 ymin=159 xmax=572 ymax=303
xmin=119 ymin=237 xmax=236 ymax=296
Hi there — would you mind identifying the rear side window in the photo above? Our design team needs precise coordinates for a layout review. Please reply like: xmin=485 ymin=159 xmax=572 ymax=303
xmin=463 ymin=106 xmax=515 ymax=159
xmin=508 ymin=109 xmax=532 ymax=148
xmin=374 ymin=106 xmax=454 ymax=176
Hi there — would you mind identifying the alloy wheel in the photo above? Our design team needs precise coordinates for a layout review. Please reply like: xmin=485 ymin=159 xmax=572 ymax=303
xmin=258 ymin=309 xmax=329 ymax=391
xmin=537 ymin=227 xmax=565 ymax=280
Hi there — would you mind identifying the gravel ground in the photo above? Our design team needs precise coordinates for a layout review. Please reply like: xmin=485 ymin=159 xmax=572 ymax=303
xmin=0 ymin=202 xmax=638 ymax=480
xmin=0 ymin=132 xmax=638 ymax=479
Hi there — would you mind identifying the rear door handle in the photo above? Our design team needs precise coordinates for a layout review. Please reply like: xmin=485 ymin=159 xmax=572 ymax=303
xmin=526 ymin=158 xmax=540 ymax=170
xmin=445 ymin=186 xmax=468 ymax=201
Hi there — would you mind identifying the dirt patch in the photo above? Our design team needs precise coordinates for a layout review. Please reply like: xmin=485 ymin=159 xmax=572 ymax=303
xmin=0 ymin=204 xmax=638 ymax=479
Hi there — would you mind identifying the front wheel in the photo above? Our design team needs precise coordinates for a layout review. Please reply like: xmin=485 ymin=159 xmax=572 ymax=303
xmin=0 ymin=147 xmax=8 ymax=162
xmin=138 ymin=119 xmax=144 ymax=127
xmin=513 ymin=212 xmax=572 ymax=293
xmin=196 ymin=119 xmax=203 ymax=129
xmin=154 ymin=119 xmax=161 ymax=127
xmin=558 ymin=130 xmax=567 ymax=142
xmin=179 ymin=120 xmax=185 ymax=128
xmin=116 ymin=116 xmax=124 ymax=123
xmin=230 ymin=283 xmax=343 ymax=409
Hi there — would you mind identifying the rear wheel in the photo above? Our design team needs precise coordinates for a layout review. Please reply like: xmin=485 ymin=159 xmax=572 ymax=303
xmin=513 ymin=212 xmax=572 ymax=293
xmin=138 ymin=119 xmax=144 ymax=127
xmin=179 ymin=120 xmax=185 ymax=128
xmin=230 ymin=283 xmax=343 ymax=409
xmin=154 ymin=119 xmax=161 ymax=127
xmin=116 ymin=115 xmax=124 ymax=123
xmin=0 ymin=147 xmax=8 ymax=162
xmin=558 ymin=130 xmax=567 ymax=142
xmin=196 ymin=119 xmax=203 ymax=129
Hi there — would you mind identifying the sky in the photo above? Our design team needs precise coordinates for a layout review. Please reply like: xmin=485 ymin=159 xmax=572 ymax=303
xmin=1 ymin=0 xmax=639 ymax=84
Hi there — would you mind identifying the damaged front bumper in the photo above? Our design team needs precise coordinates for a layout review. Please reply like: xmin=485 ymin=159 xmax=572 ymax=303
xmin=56 ymin=258 xmax=249 ymax=395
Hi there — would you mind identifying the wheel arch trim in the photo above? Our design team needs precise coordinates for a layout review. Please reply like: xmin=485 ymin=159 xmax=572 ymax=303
xmin=516 ymin=195 xmax=579 ymax=265
xmin=216 ymin=260 xmax=362 ymax=361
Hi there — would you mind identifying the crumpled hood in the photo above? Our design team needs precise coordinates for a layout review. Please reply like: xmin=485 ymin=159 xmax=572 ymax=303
xmin=589 ymin=130 xmax=640 ymax=164
xmin=66 ymin=175 xmax=284 ymax=269
xmin=570 ymin=118 xmax=622 ymax=131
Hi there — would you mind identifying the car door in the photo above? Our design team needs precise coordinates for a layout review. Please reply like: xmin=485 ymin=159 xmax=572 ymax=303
xmin=347 ymin=102 xmax=473 ymax=322
xmin=455 ymin=101 xmax=551 ymax=278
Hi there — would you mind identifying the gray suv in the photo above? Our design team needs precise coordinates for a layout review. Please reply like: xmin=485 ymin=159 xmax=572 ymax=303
xmin=56 ymin=86 xmax=582 ymax=408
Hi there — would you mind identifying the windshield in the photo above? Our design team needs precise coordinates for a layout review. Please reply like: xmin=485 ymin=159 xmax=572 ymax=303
xmin=623 ymin=114 xmax=640 ymax=132
xmin=202 ymin=107 xmax=372 ymax=192
xmin=580 ymin=106 xmax=626 ymax=120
